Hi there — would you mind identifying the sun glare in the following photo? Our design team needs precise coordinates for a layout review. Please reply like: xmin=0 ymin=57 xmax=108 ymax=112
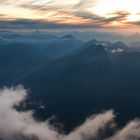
xmin=92 ymin=0 xmax=140 ymax=22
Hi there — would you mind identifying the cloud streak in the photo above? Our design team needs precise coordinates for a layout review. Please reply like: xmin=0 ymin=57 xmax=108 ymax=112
xmin=0 ymin=19 xmax=102 ymax=29
xmin=0 ymin=0 xmax=140 ymax=29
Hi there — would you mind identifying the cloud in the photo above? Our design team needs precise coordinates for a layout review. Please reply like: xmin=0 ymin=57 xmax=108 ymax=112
xmin=18 ymin=0 xmax=105 ymax=27
xmin=0 ymin=85 xmax=114 ymax=140
xmin=0 ymin=19 xmax=102 ymax=29
xmin=0 ymin=86 xmax=140 ymax=140
xmin=17 ymin=0 xmax=131 ymax=26
xmin=0 ymin=14 xmax=9 ymax=19
xmin=0 ymin=86 xmax=60 ymax=140
xmin=63 ymin=110 xmax=115 ymax=140
xmin=0 ymin=0 xmax=11 ymax=4
xmin=19 ymin=0 xmax=80 ymax=16
xmin=108 ymin=119 xmax=140 ymax=140
xmin=101 ymin=11 xmax=130 ymax=23
xmin=0 ymin=0 xmax=140 ymax=29
xmin=128 ymin=20 xmax=140 ymax=26
xmin=19 ymin=0 xmax=102 ymax=22
xmin=0 ymin=10 xmax=131 ymax=30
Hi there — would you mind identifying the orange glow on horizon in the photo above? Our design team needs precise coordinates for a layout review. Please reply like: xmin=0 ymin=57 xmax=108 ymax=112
xmin=0 ymin=0 xmax=140 ymax=29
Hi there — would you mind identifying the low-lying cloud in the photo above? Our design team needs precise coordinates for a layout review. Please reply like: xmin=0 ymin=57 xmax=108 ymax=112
xmin=0 ymin=86 xmax=140 ymax=140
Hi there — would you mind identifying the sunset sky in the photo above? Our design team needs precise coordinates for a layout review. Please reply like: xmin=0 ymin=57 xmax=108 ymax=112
xmin=0 ymin=0 xmax=140 ymax=30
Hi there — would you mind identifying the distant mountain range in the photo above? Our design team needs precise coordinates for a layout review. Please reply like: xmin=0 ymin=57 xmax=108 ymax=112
xmin=0 ymin=32 xmax=140 ymax=130
xmin=18 ymin=41 xmax=140 ymax=130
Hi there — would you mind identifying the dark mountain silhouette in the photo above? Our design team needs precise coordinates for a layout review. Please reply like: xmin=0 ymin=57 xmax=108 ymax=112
xmin=62 ymin=34 xmax=75 ymax=39
xmin=19 ymin=44 xmax=110 ymax=130
xmin=86 ymin=38 xmax=98 ymax=45
xmin=72 ymin=38 xmax=98 ymax=55
xmin=43 ymin=38 xmax=83 ymax=59
xmin=0 ymin=37 xmax=84 ymax=86
xmin=18 ymin=42 xmax=140 ymax=130
xmin=0 ymin=42 xmax=50 ymax=86
xmin=0 ymin=34 xmax=140 ymax=132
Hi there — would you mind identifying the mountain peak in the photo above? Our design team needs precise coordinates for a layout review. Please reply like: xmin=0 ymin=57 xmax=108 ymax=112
xmin=113 ymin=41 xmax=127 ymax=48
xmin=62 ymin=34 xmax=75 ymax=39
xmin=108 ymin=41 xmax=128 ymax=53
xmin=86 ymin=39 xmax=98 ymax=46
xmin=76 ymin=44 xmax=107 ymax=62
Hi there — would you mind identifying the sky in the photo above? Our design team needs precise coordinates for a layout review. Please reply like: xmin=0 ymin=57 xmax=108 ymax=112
xmin=0 ymin=0 xmax=140 ymax=31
